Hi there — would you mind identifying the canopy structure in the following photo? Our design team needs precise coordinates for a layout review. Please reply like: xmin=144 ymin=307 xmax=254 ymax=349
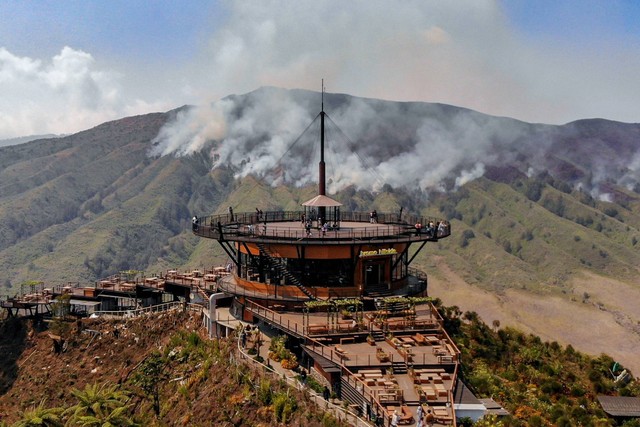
xmin=302 ymin=194 xmax=342 ymax=207
xmin=598 ymin=395 xmax=640 ymax=417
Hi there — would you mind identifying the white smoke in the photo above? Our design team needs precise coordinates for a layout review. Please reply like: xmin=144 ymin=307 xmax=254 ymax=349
xmin=150 ymin=101 xmax=230 ymax=157
xmin=151 ymin=87 xmax=540 ymax=192
xmin=455 ymin=163 xmax=486 ymax=189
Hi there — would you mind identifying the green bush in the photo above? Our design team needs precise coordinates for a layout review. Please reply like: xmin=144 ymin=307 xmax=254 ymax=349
xmin=273 ymin=391 xmax=297 ymax=423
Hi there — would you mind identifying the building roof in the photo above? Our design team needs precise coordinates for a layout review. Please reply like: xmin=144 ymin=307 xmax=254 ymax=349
xmin=479 ymin=398 xmax=510 ymax=416
xmin=453 ymin=379 xmax=482 ymax=405
xmin=302 ymin=194 xmax=343 ymax=207
xmin=301 ymin=344 xmax=341 ymax=373
xmin=598 ymin=395 xmax=640 ymax=417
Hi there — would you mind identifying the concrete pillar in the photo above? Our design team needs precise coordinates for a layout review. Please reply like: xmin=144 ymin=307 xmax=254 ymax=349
xmin=208 ymin=293 xmax=225 ymax=339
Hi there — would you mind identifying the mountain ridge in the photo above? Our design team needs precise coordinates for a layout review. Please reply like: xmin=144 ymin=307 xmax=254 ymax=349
xmin=0 ymin=87 xmax=639 ymax=373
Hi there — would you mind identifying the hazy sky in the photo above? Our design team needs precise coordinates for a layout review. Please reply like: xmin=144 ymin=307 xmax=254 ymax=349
xmin=1 ymin=0 xmax=640 ymax=139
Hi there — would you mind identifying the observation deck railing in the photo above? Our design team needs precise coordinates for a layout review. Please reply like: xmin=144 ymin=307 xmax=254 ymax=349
xmin=192 ymin=210 xmax=450 ymax=244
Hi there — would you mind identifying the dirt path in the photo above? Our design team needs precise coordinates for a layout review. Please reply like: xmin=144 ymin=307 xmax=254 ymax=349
xmin=428 ymin=257 xmax=640 ymax=376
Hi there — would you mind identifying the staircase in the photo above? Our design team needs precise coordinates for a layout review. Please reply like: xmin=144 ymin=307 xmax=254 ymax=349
xmin=371 ymin=330 xmax=385 ymax=342
xmin=256 ymin=243 xmax=317 ymax=300
xmin=391 ymin=360 xmax=408 ymax=375
xmin=340 ymin=377 xmax=364 ymax=406
xmin=364 ymin=283 xmax=392 ymax=297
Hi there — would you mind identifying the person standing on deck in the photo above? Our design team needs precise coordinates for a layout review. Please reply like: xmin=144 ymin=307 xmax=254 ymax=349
xmin=416 ymin=404 xmax=424 ymax=427
xmin=425 ymin=409 xmax=435 ymax=427
xmin=391 ymin=410 xmax=399 ymax=427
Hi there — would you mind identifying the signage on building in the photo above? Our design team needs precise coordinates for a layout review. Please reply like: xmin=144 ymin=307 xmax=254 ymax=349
xmin=359 ymin=248 xmax=397 ymax=257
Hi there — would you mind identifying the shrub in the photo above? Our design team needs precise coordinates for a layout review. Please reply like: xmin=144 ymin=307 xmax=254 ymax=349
xmin=459 ymin=229 xmax=475 ymax=248
xmin=273 ymin=392 xmax=297 ymax=423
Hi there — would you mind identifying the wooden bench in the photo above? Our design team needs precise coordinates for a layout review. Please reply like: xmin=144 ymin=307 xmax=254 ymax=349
xmin=412 ymin=333 xmax=428 ymax=345
xmin=335 ymin=346 xmax=349 ymax=360
xmin=417 ymin=385 xmax=437 ymax=401
xmin=434 ymin=383 xmax=448 ymax=397
xmin=359 ymin=369 xmax=382 ymax=375
xmin=307 ymin=324 xmax=329 ymax=334
xmin=433 ymin=407 xmax=454 ymax=424
xmin=415 ymin=368 xmax=445 ymax=374
xmin=399 ymin=405 xmax=413 ymax=425
xmin=446 ymin=343 xmax=458 ymax=360
xmin=362 ymin=372 xmax=383 ymax=378
xmin=339 ymin=336 xmax=355 ymax=344
xmin=438 ymin=355 xmax=454 ymax=364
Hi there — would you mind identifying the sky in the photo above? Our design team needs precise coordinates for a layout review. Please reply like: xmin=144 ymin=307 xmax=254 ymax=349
xmin=1 ymin=0 xmax=640 ymax=140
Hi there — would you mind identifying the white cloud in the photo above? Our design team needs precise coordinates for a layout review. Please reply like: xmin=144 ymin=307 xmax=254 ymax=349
xmin=0 ymin=46 xmax=168 ymax=139
xmin=5 ymin=0 xmax=640 ymax=140
xmin=192 ymin=0 xmax=640 ymax=125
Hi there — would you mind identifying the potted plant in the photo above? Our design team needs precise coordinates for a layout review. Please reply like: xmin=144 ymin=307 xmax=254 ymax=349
xmin=366 ymin=334 xmax=376 ymax=346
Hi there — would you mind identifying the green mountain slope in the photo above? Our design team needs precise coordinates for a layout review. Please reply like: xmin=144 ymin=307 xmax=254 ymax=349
xmin=0 ymin=88 xmax=639 ymax=373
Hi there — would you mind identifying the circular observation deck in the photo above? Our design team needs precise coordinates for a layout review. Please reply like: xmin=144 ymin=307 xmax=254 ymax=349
xmin=192 ymin=210 xmax=451 ymax=245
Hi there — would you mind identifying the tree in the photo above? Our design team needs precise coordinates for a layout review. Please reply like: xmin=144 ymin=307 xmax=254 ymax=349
xmin=131 ymin=352 xmax=167 ymax=417
xmin=65 ymin=382 xmax=136 ymax=426
xmin=13 ymin=400 xmax=64 ymax=427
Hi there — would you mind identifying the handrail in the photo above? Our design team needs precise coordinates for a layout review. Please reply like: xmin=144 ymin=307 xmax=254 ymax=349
xmin=245 ymin=301 xmax=306 ymax=337
xmin=92 ymin=301 xmax=201 ymax=318
xmin=235 ymin=335 xmax=371 ymax=426
xmin=193 ymin=210 xmax=451 ymax=244
xmin=216 ymin=276 xmax=312 ymax=302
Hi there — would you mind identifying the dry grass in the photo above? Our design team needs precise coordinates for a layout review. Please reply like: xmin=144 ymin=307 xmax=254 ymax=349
xmin=429 ymin=256 xmax=640 ymax=376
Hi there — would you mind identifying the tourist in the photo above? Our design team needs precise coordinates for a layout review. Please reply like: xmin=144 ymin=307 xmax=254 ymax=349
xmin=415 ymin=222 xmax=422 ymax=235
xmin=425 ymin=409 xmax=435 ymax=427
xmin=416 ymin=404 xmax=424 ymax=427
xmin=322 ymin=386 xmax=330 ymax=401
xmin=192 ymin=216 xmax=199 ymax=231
xmin=228 ymin=206 xmax=234 ymax=221
xmin=391 ymin=409 xmax=399 ymax=427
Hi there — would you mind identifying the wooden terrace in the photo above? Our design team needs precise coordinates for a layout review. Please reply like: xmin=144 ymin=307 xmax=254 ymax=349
xmin=245 ymin=300 xmax=460 ymax=425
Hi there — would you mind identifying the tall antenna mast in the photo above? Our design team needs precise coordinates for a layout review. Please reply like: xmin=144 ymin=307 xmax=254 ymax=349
xmin=319 ymin=80 xmax=326 ymax=198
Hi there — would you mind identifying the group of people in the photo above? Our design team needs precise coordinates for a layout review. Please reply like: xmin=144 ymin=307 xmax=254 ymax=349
xmin=416 ymin=404 xmax=436 ymax=427
xmin=301 ymin=214 xmax=332 ymax=237
xmin=390 ymin=405 xmax=435 ymax=427
xmin=414 ymin=220 xmax=449 ymax=238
